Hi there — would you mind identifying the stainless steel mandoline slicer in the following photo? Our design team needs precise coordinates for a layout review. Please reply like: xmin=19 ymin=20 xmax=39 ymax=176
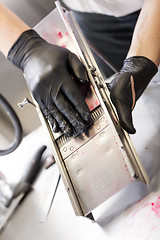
xmin=33 ymin=1 xmax=149 ymax=218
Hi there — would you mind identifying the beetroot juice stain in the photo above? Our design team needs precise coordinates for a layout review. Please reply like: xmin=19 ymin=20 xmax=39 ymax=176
xmin=151 ymin=197 xmax=160 ymax=217
xmin=131 ymin=196 xmax=160 ymax=219
xmin=122 ymin=196 xmax=160 ymax=239
xmin=57 ymin=31 xmax=63 ymax=38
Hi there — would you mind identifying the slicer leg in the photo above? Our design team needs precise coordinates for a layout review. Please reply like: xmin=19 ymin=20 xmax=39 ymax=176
xmin=85 ymin=212 xmax=95 ymax=221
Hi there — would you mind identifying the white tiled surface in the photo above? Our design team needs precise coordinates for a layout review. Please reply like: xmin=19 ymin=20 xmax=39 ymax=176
xmin=0 ymin=71 xmax=160 ymax=240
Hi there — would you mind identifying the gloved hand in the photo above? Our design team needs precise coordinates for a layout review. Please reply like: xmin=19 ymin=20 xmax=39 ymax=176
xmin=110 ymin=56 xmax=158 ymax=134
xmin=8 ymin=29 xmax=91 ymax=137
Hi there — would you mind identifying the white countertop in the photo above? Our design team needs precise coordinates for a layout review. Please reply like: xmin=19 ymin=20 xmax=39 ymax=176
xmin=0 ymin=71 xmax=160 ymax=240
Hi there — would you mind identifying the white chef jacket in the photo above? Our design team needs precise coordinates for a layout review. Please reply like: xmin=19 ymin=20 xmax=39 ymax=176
xmin=62 ymin=0 xmax=144 ymax=17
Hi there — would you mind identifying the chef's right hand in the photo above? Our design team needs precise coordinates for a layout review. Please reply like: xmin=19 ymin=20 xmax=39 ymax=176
xmin=8 ymin=29 xmax=91 ymax=137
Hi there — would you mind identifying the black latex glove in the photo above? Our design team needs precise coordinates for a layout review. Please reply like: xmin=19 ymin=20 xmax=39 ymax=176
xmin=110 ymin=56 xmax=158 ymax=134
xmin=8 ymin=29 xmax=91 ymax=137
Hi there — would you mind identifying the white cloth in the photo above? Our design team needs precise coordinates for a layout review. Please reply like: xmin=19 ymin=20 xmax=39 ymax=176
xmin=62 ymin=0 xmax=144 ymax=17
